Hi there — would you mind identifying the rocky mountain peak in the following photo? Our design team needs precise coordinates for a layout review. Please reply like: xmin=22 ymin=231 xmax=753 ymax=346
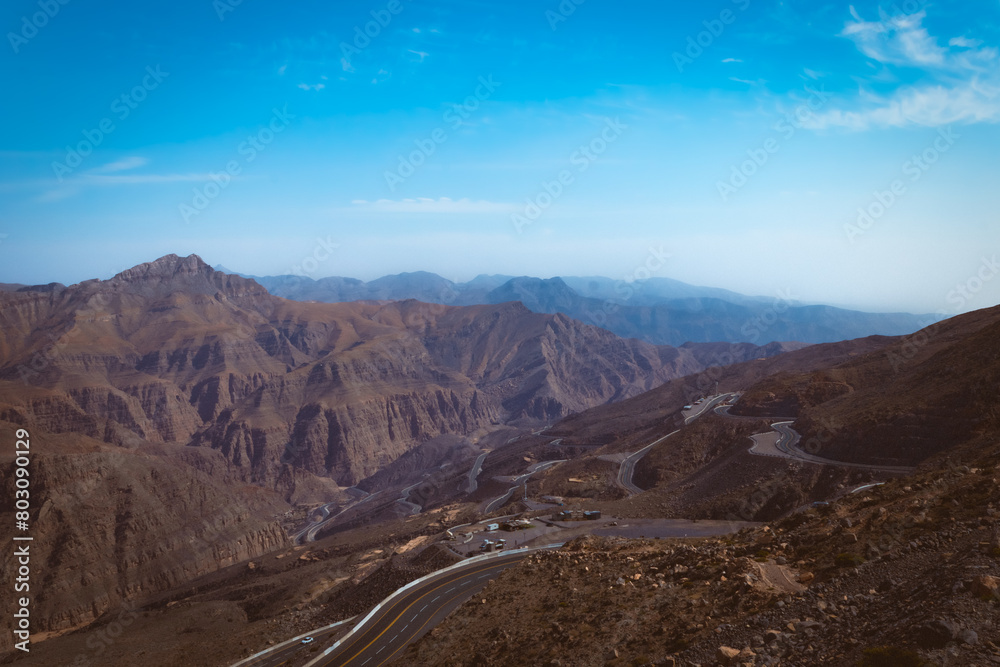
xmin=113 ymin=253 xmax=210 ymax=279
xmin=105 ymin=253 xmax=269 ymax=299
xmin=486 ymin=276 xmax=580 ymax=313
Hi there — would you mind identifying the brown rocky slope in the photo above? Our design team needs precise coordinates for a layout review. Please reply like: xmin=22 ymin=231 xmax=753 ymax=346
xmin=0 ymin=254 xmax=801 ymax=654
xmin=0 ymin=253 xmax=801 ymax=491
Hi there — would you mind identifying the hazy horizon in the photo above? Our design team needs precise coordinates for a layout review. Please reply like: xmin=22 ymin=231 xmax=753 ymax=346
xmin=3 ymin=0 xmax=999 ymax=317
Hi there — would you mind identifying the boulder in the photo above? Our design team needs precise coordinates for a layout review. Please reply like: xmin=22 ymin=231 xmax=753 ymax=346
xmin=958 ymin=628 xmax=979 ymax=645
xmin=913 ymin=619 xmax=959 ymax=648
xmin=971 ymin=574 xmax=999 ymax=600
xmin=717 ymin=646 xmax=741 ymax=665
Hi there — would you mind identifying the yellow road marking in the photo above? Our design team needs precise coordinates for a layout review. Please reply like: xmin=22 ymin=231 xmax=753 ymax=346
xmin=376 ymin=586 xmax=481 ymax=666
xmin=334 ymin=558 xmax=520 ymax=666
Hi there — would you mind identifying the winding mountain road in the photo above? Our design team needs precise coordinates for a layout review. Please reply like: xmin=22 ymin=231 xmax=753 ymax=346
xmin=465 ymin=452 xmax=487 ymax=494
xmin=481 ymin=459 xmax=565 ymax=513
xmin=305 ymin=546 xmax=559 ymax=667
xmin=616 ymin=430 xmax=679 ymax=495
xmin=293 ymin=492 xmax=377 ymax=544
xmin=616 ymin=392 xmax=740 ymax=495
xmin=738 ymin=416 xmax=916 ymax=473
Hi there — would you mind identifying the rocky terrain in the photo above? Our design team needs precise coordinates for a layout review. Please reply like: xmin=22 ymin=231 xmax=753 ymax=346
xmin=0 ymin=254 xmax=797 ymax=656
xmin=0 ymin=426 xmax=292 ymax=651
xmin=396 ymin=306 xmax=1000 ymax=666
xmin=3 ymin=257 xmax=998 ymax=666
xmin=0 ymin=500 xmax=473 ymax=666
xmin=0 ymin=254 xmax=798 ymax=491
xmin=403 ymin=452 xmax=1000 ymax=666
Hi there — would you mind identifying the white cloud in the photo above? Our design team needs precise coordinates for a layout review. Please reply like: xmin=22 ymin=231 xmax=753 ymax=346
xmin=88 ymin=156 xmax=149 ymax=174
xmin=297 ymin=82 xmax=326 ymax=91
xmin=81 ymin=173 xmax=220 ymax=185
xmin=805 ymin=8 xmax=1000 ymax=130
xmin=349 ymin=197 xmax=517 ymax=214
xmin=722 ymin=58 xmax=743 ymax=63
xmin=949 ymin=36 xmax=983 ymax=49
xmin=806 ymin=82 xmax=1000 ymax=129
xmin=34 ymin=158 xmax=230 ymax=202
xmin=843 ymin=8 xmax=946 ymax=67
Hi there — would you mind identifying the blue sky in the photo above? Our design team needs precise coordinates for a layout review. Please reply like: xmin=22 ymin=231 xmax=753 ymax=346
xmin=1 ymin=0 xmax=999 ymax=314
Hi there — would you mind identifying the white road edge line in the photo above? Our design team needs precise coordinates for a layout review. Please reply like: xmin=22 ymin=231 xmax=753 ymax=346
xmin=300 ymin=544 xmax=563 ymax=667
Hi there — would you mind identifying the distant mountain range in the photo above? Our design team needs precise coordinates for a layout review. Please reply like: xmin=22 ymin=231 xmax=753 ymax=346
xmin=215 ymin=266 xmax=933 ymax=346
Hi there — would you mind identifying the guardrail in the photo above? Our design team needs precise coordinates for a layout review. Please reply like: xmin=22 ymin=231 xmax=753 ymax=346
xmin=303 ymin=543 xmax=563 ymax=667
xmin=230 ymin=615 xmax=357 ymax=667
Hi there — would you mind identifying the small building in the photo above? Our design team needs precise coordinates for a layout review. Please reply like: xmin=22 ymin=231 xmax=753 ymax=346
xmin=503 ymin=518 xmax=532 ymax=531
xmin=554 ymin=509 xmax=602 ymax=522
xmin=486 ymin=523 xmax=499 ymax=532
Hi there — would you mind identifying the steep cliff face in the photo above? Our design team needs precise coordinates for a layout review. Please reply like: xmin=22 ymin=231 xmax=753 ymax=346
xmin=0 ymin=254 xmax=797 ymax=490
xmin=0 ymin=254 xmax=805 ymax=656
xmin=0 ymin=430 xmax=290 ymax=653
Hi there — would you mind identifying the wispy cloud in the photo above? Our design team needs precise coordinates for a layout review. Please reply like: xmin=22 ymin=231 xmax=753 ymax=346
xmin=842 ymin=8 xmax=946 ymax=67
xmin=349 ymin=197 xmax=517 ymax=214
xmin=722 ymin=58 xmax=743 ymax=63
xmin=88 ymin=156 xmax=149 ymax=174
xmin=35 ymin=158 xmax=228 ymax=202
xmin=804 ymin=8 xmax=1000 ymax=130
xmin=949 ymin=36 xmax=983 ymax=49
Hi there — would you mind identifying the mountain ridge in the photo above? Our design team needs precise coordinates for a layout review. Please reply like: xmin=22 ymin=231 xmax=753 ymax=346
xmin=214 ymin=265 xmax=932 ymax=346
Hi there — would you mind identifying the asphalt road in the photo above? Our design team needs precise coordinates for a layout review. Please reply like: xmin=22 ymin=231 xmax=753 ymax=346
xmin=616 ymin=429 xmax=678 ymax=495
xmin=481 ymin=459 xmax=564 ymax=513
xmin=682 ymin=393 xmax=738 ymax=424
xmin=233 ymin=617 xmax=356 ymax=667
xmin=714 ymin=396 xmax=915 ymax=473
xmin=396 ymin=481 xmax=424 ymax=515
xmin=750 ymin=420 xmax=915 ymax=473
xmin=616 ymin=393 xmax=740 ymax=495
xmin=465 ymin=452 xmax=487 ymax=494
xmin=294 ymin=492 xmax=378 ymax=544
xmin=309 ymin=552 xmax=533 ymax=667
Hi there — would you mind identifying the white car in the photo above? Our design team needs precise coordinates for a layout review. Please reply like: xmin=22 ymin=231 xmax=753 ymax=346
xmin=301 ymin=637 xmax=314 ymax=644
